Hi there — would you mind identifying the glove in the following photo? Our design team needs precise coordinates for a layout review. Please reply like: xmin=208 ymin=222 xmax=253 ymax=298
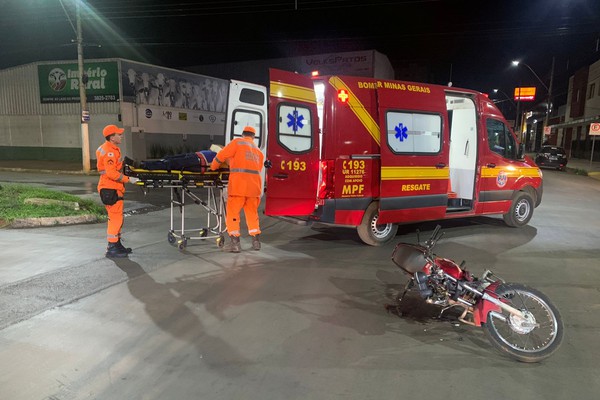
xmin=129 ymin=177 xmax=140 ymax=184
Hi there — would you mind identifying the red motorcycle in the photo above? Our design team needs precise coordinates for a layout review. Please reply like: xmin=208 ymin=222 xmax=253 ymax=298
xmin=387 ymin=225 xmax=563 ymax=362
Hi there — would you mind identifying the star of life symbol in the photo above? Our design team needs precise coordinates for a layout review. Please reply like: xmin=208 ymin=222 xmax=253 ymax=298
xmin=394 ymin=123 xmax=408 ymax=142
xmin=287 ymin=110 xmax=305 ymax=133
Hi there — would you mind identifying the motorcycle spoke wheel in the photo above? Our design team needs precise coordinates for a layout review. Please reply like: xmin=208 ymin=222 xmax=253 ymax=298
xmin=483 ymin=283 xmax=563 ymax=363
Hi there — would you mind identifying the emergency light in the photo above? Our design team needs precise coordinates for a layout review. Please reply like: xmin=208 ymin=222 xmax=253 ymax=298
xmin=337 ymin=89 xmax=349 ymax=103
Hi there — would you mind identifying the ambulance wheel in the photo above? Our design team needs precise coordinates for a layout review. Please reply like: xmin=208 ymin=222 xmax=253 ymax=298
xmin=503 ymin=191 xmax=534 ymax=227
xmin=167 ymin=231 xmax=176 ymax=246
xmin=357 ymin=202 xmax=398 ymax=246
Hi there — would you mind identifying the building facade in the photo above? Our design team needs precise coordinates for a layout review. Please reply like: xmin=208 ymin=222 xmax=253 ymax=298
xmin=550 ymin=57 xmax=600 ymax=158
xmin=0 ymin=59 xmax=230 ymax=163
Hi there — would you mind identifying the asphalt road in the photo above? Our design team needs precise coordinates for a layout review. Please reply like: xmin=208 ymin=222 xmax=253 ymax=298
xmin=1 ymin=169 xmax=599 ymax=400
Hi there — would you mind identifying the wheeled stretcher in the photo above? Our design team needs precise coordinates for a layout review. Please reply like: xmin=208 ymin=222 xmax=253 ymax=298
xmin=124 ymin=160 xmax=229 ymax=249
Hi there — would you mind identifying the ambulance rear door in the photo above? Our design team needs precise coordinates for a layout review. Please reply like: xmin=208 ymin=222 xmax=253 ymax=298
xmin=225 ymin=80 xmax=268 ymax=187
xmin=265 ymin=69 xmax=320 ymax=216
xmin=377 ymin=83 xmax=450 ymax=223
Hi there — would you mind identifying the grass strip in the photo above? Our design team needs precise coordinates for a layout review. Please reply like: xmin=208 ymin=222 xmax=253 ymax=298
xmin=0 ymin=183 xmax=106 ymax=223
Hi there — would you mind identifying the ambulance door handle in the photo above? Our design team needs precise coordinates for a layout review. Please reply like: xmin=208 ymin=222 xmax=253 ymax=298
xmin=487 ymin=163 xmax=496 ymax=168
xmin=435 ymin=163 xmax=446 ymax=169
xmin=273 ymin=173 xmax=288 ymax=179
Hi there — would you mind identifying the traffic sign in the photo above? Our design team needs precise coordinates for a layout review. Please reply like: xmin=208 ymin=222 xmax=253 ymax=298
xmin=589 ymin=122 xmax=600 ymax=136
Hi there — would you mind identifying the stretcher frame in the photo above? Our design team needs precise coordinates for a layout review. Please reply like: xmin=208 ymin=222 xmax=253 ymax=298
xmin=124 ymin=165 xmax=229 ymax=249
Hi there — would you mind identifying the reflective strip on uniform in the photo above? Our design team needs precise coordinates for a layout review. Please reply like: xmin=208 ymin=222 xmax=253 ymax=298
xmin=248 ymin=229 xmax=260 ymax=235
xmin=214 ymin=156 xmax=223 ymax=164
xmin=229 ymin=230 xmax=240 ymax=236
xmin=108 ymin=234 xmax=119 ymax=239
xmin=230 ymin=168 xmax=260 ymax=174
xmin=97 ymin=147 xmax=106 ymax=155
xmin=116 ymin=173 xmax=125 ymax=182
xmin=237 ymin=140 xmax=258 ymax=149
xmin=99 ymin=170 xmax=106 ymax=175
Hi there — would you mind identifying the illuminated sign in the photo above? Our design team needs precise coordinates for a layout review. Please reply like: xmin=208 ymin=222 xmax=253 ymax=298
xmin=514 ymin=87 xmax=536 ymax=101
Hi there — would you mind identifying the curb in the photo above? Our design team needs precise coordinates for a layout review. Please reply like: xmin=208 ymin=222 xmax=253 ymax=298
xmin=0 ymin=167 xmax=98 ymax=176
xmin=9 ymin=214 xmax=101 ymax=229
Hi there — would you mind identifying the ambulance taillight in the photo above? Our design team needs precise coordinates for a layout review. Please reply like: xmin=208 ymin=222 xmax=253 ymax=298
xmin=317 ymin=160 xmax=335 ymax=202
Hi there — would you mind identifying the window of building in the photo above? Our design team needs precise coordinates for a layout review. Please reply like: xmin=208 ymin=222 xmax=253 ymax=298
xmin=588 ymin=83 xmax=595 ymax=99
xmin=386 ymin=111 xmax=442 ymax=154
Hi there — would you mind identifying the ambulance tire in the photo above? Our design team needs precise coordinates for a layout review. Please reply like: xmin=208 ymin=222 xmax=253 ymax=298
xmin=503 ymin=191 xmax=534 ymax=227
xmin=357 ymin=202 xmax=398 ymax=246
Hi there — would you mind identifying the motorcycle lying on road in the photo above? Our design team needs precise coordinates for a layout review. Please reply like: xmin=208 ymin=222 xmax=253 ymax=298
xmin=387 ymin=225 xmax=563 ymax=362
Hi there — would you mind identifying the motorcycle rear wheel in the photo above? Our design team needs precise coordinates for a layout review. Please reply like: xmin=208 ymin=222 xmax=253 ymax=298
xmin=483 ymin=283 xmax=563 ymax=363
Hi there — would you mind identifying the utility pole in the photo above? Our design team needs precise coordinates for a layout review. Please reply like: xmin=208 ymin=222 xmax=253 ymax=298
xmin=544 ymin=56 xmax=555 ymax=129
xmin=77 ymin=1 xmax=91 ymax=173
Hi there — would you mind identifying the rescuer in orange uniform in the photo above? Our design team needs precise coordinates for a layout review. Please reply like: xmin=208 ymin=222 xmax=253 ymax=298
xmin=96 ymin=124 xmax=138 ymax=258
xmin=210 ymin=126 xmax=264 ymax=252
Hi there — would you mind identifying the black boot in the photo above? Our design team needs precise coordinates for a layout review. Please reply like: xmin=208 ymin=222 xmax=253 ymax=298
xmin=251 ymin=234 xmax=261 ymax=251
xmin=106 ymin=242 xmax=128 ymax=258
xmin=222 ymin=235 xmax=241 ymax=253
xmin=116 ymin=239 xmax=133 ymax=254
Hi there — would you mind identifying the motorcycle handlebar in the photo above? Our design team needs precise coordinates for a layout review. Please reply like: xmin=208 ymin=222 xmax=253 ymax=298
xmin=425 ymin=225 xmax=444 ymax=249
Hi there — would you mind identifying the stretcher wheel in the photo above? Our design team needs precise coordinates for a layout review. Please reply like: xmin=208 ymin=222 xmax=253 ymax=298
xmin=178 ymin=239 xmax=187 ymax=250
xmin=167 ymin=231 xmax=176 ymax=246
xmin=199 ymin=228 xmax=208 ymax=237
xmin=217 ymin=234 xmax=225 ymax=247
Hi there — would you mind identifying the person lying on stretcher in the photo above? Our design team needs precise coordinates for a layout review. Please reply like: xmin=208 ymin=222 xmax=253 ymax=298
xmin=126 ymin=144 xmax=227 ymax=173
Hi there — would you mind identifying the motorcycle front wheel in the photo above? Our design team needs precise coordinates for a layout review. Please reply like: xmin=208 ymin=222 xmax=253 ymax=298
xmin=483 ymin=283 xmax=564 ymax=363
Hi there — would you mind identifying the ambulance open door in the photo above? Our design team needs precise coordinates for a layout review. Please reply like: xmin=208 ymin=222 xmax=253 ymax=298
xmin=225 ymin=80 xmax=269 ymax=188
xmin=264 ymin=68 xmax=320 ymax=216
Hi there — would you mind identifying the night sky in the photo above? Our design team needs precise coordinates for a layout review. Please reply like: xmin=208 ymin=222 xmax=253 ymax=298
xmin=2 ymin=0 xmax=599 ymax=118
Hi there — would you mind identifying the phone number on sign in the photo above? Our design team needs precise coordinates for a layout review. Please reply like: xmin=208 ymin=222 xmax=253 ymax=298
xmin=91 ymin=95 xmax=118 ymax=101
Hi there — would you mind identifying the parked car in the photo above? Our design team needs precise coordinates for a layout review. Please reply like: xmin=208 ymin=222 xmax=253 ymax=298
xmin=535 ymin=145 xmax=568 ymax=170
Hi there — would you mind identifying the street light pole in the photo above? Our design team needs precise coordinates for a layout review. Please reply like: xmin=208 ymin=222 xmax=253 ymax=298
xmin=76 ymin=1 xmax=91 ymax=173
xmin=512 ymin=58 xmax=555 ymax=150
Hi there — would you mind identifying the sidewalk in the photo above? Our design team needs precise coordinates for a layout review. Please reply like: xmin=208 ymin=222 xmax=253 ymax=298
xmin=524 ymin=153 xmax=600 ymax=180
xmin=0 ymin=160 xmax=93 ymax=175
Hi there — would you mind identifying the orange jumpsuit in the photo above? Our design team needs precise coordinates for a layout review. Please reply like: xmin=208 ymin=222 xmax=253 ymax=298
xmin=210 ymin=137 xmax=264 ymax=237
xmin=96 ymin=141 xmax=130 ymax=243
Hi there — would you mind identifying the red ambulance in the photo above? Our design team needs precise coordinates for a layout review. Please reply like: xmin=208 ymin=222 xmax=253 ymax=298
xmin=263 ymin=69 xmax=543 ymax=245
